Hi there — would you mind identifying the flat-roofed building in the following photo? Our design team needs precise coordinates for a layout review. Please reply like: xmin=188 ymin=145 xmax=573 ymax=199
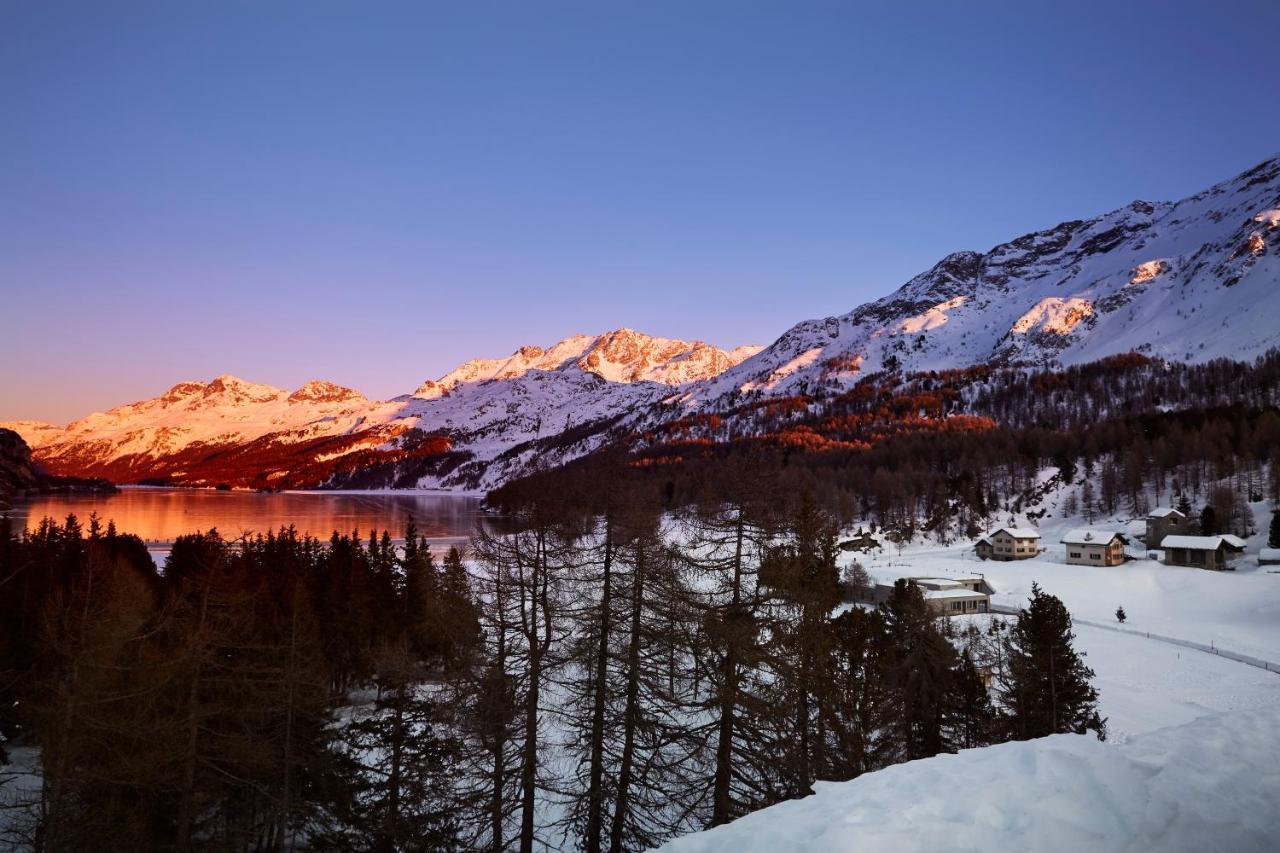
xmin=870 ymin=575 xmax=993 ymax=616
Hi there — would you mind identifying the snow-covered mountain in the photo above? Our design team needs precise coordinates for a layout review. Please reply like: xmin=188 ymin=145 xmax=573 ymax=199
xmin=3 ymin=330 xmax=757 ymax=490
xmin=413 ymin=329 xmax=762 ymax=398
xmin=6 ymin=156 xmax=1279 ymax=491
xmin=687 ymin=154 xmax=1280 ymax=404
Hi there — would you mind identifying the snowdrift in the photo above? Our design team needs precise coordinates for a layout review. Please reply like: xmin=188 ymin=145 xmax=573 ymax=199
xmin=654 ymin=706 xmax=1280 ymax=853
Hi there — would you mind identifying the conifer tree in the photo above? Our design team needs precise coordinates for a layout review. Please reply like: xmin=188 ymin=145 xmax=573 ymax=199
xmin=879 ymin=580 xmax=957 ymax=761
xmin=820 ymin=606 xmax=888 ymax=778
xmin=998 ymin=583 xmax=1105 ymax=741
xmin=949 ymin=651 xmax=997 ymax=749
xmin=1199 ymin=505 xmax=1218 ymax=535
xmin=678 ymin=495 xmax=777 ymax=827
xmin=758 ymin=493 xmax=842 ymax=794
xmin=316 ymin=641 xmax=460 ymax=852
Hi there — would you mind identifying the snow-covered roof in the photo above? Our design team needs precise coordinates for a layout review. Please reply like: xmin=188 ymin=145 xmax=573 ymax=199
xmin=1148 ymin=507 xmax=1186 ymax=519
xmin=1261 ymin=548 xmax=1280 ymax=561
xmin=909 ymin=577 xmax=964 ymax=591
xmin=991 ymin=527 xmax=1040 ymax=540
xmin=923 ymin=587 xmax=987 ymax=600
xmin=1160 ymin=535 xmax=1246 ymax=551
xmin=1060 ymin=528 xmax=1125 ymax=546
xmin=976 ymin=535 xmax=992 ymax=546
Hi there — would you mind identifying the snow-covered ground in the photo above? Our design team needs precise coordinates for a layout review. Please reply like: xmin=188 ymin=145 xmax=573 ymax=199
xmin=859 ymin=502 xmax=1280 ymax=664
xmin=654 ymin=705 xmax=1280 ymax=853
xmin=696 ymin=502 xmax=1280 ymax=852
xmin=853 ymin=497 xmax=1280 ymax=739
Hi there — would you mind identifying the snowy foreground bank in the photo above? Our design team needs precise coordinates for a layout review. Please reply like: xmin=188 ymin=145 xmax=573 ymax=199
xmin=655 ymin=706 xmax=1280 ymax=853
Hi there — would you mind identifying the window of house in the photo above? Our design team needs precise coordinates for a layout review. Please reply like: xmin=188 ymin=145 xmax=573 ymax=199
xmin=1090 ymin=553 xmax=1100 ymax=560
xmin=1069 ymin=551 xmax=1081 ymax=558
xmin=951 ymin=601 xmax=962 ymax=611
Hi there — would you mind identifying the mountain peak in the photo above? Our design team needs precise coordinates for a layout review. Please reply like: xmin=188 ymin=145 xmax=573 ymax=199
xmin=413 ymin=329 xmax=759 ymax=398
xmin=288 ymin=380 xmax=365 ymax=404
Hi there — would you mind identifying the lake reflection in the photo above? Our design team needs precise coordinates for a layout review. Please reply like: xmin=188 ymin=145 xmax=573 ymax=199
xmin=4 ymin=488 xmax=491 ymax=545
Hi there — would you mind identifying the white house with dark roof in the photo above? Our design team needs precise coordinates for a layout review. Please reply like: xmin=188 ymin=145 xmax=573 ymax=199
xmin=1160 ymin=534 xmax=1246 ymax=570
xmin=1060 ymin=529 xmax=1128 ymax=566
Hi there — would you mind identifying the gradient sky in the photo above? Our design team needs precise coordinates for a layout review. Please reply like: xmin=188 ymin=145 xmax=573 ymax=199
xmin=3 ymin=1 xmax=1279 ymax=424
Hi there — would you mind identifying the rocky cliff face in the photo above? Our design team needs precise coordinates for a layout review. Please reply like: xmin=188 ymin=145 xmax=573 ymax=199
xmin=0 ymin=428 xmax=42 ymax=499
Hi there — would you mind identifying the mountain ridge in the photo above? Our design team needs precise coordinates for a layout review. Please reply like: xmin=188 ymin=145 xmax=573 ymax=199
xmin=687 ymin=154 xmax=1280 ymax=405
xmin=6 ymin=154 xmax=1279 ymax=491
xmin=2 ymin=328 xmax=760 ymax=490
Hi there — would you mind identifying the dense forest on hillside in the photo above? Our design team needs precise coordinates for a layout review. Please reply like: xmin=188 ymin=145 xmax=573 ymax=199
xmin=492 ymin=352 xmax=1280 ymax=540
xmin=0 ymin=499 xmax=1099 ymax=852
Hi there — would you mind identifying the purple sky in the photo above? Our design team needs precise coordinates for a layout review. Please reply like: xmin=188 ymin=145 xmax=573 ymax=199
xmin=4 ymin=1 xmax=1279 ymax=424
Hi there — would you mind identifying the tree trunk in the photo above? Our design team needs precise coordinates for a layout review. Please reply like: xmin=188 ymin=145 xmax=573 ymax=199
xmin=608 ymin=541 xmax=646 ymax=853
xmin=585 ymin=525 xmax=614 ymax=853
xmin=711 ymin=513 xmax=745 ymax=827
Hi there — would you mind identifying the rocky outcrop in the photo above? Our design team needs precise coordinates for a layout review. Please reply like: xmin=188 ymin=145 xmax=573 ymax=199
xmin=0 ymin=428 xmax=115 ymax=507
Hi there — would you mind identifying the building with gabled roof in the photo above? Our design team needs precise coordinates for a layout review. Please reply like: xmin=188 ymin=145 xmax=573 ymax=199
xmin=982 ymin=527 xmax=1041 ymax=561
xmin=1144 ymin=507 xmax=1189 ymax=548
xmin=1160 ymin=534 xmax=1246 ymax=570
xmin=1060 ymin=529 xmax=1128 ymax=566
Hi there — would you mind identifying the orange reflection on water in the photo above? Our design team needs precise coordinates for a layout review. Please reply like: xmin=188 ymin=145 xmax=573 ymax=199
xmin=5 ymin=488 xmax=490 ymax=545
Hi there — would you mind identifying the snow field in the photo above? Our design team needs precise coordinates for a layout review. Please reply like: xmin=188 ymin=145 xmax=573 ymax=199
xmin=653 ymin=704 xmax=1280 ymax=853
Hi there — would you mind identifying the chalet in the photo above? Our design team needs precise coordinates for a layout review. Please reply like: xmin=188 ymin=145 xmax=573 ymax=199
xmin=1258 ymin=548 xmax=1280 ymax=567
xmin=974 ymin=535 xmax=994 ymax=560
xmin=1160 ymin=534 xmax=1246 ymax=570
xmin=1060 ymin=529 xmax=1128 ymax=566
xmin=985 ymin=527 xmax=1041 ymax=561
xmin=1144 ymin=507 xmax=1189 ymax=549
xmin=871 ymin=575 xmax=994 ymax=617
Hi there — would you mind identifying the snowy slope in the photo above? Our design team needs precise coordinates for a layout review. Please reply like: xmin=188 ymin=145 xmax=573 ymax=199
xmin=690 ymin=154 xmax=1280 ymax=403
xmin=654 ymin=706 xmax=1280 ymax=853
xmin=3 ymin=330 xmax=758 ymax=489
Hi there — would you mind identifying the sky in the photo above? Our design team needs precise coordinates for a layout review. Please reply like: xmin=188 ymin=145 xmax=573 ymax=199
xmin=3 ymin=1 xmax=1279 ymax=424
